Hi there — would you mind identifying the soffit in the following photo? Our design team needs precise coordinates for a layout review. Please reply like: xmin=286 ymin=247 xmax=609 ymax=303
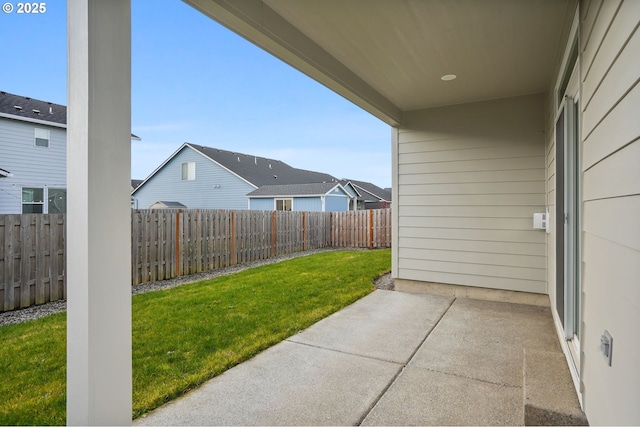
xmin=185 ymin=0 xmax=575 ymax=124
xmin=263 ymin=0 xmax=574 ymax=112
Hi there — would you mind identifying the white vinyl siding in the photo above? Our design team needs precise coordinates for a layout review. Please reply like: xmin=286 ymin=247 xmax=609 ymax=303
xmin=395 ymin=94 xmax=547 ymax=294
xmin=0 ymin=119 xmax=66 ymax=214
xmin=576 ymin=0 xmax=640 ymax=424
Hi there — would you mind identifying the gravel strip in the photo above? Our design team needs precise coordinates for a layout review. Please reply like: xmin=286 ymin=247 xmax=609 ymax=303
xmin=0 ymin=248 xmax=393 ymax=327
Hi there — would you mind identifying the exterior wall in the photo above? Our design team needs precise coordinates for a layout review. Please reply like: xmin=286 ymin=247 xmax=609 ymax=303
xmin=577 ymin=0 xmax=640 ymax=423
xmin=324 ymin=194 xmax=348 ymax=212
xmin=395 ymin=94 xmax=547 ymax=294
xmin=292 ymin=197 xmax=322 ymax=212
xmin=0 ymin=118 xmax=67 ymax=214
xmin=249 ymin=194 xmax=348 ymax=211
xmin=133 ymin=147 xmax=256 ymax=210
xmin=248 ymin=198 xmax=274 ymax=211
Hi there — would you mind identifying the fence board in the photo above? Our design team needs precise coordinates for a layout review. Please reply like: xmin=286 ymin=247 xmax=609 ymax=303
xmin=0 ymin=214 xmax=66 ymax=312
xmin=0 ymin=208 xmax=391 ymax=312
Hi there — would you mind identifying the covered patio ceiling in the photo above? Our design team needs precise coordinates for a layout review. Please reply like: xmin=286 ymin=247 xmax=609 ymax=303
xmin=183 ymin=0 xmax=577 ymax=126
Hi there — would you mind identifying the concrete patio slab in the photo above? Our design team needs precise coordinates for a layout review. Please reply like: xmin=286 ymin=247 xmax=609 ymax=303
xmin=362 ymin=366 xmax=523 ymax=426
xmin=137 ymin=340 xmax=402 ymax=426
xmin=450 ymin=299 xmax=562 ymax=352
xmin=410 ymin=298 xmax=561 ymax=387
xmin=524 ymin=349 xmax=588 ymax=425
xmin=288 ymin=290 xmax=454 ymax=363
xmin=136 ymin=291 xmax=583 ymax=426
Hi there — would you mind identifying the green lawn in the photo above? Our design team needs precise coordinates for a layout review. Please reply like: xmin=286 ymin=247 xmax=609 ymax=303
xmin=0 ymin=249 xmax=391 ymax=425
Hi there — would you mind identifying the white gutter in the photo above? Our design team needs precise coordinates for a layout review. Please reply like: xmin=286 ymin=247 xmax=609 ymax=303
xmin=0 ymin=113 xmax=142 ymax=140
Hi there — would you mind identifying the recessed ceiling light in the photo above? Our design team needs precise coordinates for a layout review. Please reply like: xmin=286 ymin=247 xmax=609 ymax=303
xmin=441 ymin=74 xmax=457 ymax=81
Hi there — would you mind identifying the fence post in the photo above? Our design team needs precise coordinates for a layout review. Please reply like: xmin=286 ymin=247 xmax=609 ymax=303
xmin=369 ymin=209 xmax=374 ymax=249
xmin=175 ymin=210 xmax=181 ymax=277
xmin=329 ymin=212 xmax=333 ymax=247
xmin=271 ymin=211 xmax=276 ymax=256
xmin=231 ymin=211 xmax=236 ymax=265
xmin=302 ymin=212 xmax=307 ymax=251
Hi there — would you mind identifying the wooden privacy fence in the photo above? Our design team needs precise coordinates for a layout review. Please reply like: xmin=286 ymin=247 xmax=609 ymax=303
xmin=131 ymin=210 xmax=336 ymax=285
xmin=0 ymin=208 xmax=391 ymax=311
xmin=0 ymin=214 xmax=66 ymax=312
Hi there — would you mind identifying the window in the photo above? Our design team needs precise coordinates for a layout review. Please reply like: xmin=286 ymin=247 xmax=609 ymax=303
xmin=22 ymin=187 xmax=44 ymax=213
xmin=181 ymin=162 xmax=195 ymax=181
xmin=22 ymin=187 xmax=66 ymax=213
xmin=47 ymin=188 xmax=67 ymax=213
xmin=275 ymin=199 xmax=292 ymax=211
xmin=35 ymin=128 xmax=50 ymax=147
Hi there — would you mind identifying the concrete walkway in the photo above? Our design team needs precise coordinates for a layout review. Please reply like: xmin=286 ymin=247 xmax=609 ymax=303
xmin=136 ymin=290 xmax=581 ymax=426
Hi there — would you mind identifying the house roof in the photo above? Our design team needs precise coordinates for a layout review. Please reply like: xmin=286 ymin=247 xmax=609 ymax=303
xmin=0 ymin=90 xmax=141 ymax=139
xmin=151 ymin=201 xmax=187 ymax=208
xmin=246 ymin=182 xmax=345 ymax=197
xmin=0 ymin=91 xmax=67 ymax=126
xmin=188 ymin=144 xmax=338 ymax=187
xmin=131 ymin=179 xmax=144 ymax=190
xmin=340 ymin=179 xmax=391 ymax=202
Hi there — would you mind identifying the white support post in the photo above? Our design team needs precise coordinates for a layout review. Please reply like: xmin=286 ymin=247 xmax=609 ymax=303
xmin=67 ymin=0 xmax=132 ymax=424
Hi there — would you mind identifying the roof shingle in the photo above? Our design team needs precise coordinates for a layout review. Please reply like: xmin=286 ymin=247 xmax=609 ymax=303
xmin=0 ymin=91 xmax=66 ymax=125
xmin=189 ymin=144 xmax=337 ymax=187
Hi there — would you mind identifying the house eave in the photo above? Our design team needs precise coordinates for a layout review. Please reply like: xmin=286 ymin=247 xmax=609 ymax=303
xmin=0 ymin=112 xmax=141 ymax=141
xmin=0 ymin=112 xmax=67 ymax=129
xmin=182 ymin=0 xmax=403 ymax=127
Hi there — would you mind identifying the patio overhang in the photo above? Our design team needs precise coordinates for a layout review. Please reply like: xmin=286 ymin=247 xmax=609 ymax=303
xmin=65 ymin=1 xmax=579 ymax=424
xmin=183 ymin=0 xmax=577 ymax=126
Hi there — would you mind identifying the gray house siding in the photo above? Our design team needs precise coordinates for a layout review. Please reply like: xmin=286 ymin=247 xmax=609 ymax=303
xmin=0 ymin=118 xmax=66 ymax=214
xmin=133 ymin=147 xmax=256 ymax=210
xmin=575 ymin=1 xmax=640 ymax=423
xmin=394 ymin=94 xmax=547 ymax=294
xmin=325 ymin=195 xmax=348 ymax=211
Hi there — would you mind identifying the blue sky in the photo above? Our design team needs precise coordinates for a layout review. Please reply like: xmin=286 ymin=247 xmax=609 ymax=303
xmin=0 ymin=0 xmax=391 ymax=188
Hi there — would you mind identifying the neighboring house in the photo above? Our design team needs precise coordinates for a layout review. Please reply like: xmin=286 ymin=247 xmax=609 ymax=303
xmin=0 ymin=91 xmax=68 ymax=214
xmin=132 ymin=143 xmax=341 ymax=211
xmin=0 ymin=91 xmax=139 ymax=214
xmin=340 ymin=179 xmax=391 ymax=210
xmin=183 ymin=1 xmax=639 ymax=424
xmin=247 ymin=182 xmax=350 ymax=211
